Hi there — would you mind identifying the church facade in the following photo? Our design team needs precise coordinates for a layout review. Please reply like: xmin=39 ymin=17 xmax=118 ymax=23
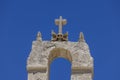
xmin=26 ymin=16 xmax=94 ymax=80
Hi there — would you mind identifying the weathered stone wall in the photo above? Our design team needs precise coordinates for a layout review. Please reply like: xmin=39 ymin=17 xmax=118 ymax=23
xmin=27 ymin=40 xmax=93 ymax=80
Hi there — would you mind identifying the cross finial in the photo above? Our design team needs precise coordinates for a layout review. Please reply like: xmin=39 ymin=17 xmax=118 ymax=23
xmin=52 ymin=16 xmax=68 ymax=41
xmin=55 ymin=16 xmax=67 ymax=34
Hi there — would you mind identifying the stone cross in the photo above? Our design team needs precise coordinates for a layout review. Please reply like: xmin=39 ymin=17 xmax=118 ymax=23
xmin=55 ymin=16 xmax=67 ymax=34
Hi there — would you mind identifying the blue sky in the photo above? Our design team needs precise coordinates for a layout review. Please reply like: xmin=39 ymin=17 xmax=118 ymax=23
xmin=0 ymin=0 xmax=120 ymax=80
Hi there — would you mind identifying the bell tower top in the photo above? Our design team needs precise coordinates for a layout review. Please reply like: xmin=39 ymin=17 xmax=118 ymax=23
xmin=26 ymin=16 xmax=94 ymax=80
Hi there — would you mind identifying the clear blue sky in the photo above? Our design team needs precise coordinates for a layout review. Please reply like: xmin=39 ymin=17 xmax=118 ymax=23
xmin=0 ymin=0 xmax=120 ymax=80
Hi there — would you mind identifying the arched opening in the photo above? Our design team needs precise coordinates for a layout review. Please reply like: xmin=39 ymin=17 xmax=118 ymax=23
xmin=48 ymin=48 xmax=72 ymax=80
xmin=49 ymin=57 xmax=71 ymax=80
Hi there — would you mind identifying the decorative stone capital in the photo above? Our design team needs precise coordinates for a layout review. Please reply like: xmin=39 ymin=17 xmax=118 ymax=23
xmin=51 ymin=31 xmax=68 ymax=41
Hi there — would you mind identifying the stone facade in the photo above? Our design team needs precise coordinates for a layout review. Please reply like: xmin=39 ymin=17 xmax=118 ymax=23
xmin=26 ymin=16 xmax=94 ymax=80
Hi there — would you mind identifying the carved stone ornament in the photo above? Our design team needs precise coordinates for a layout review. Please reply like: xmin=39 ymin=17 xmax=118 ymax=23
xmin=51 ymin=16 xmax=68 ymax=41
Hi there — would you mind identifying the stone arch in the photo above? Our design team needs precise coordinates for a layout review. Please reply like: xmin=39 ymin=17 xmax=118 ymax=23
xmin=48 ymin=48 xmax=72 ymax=80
